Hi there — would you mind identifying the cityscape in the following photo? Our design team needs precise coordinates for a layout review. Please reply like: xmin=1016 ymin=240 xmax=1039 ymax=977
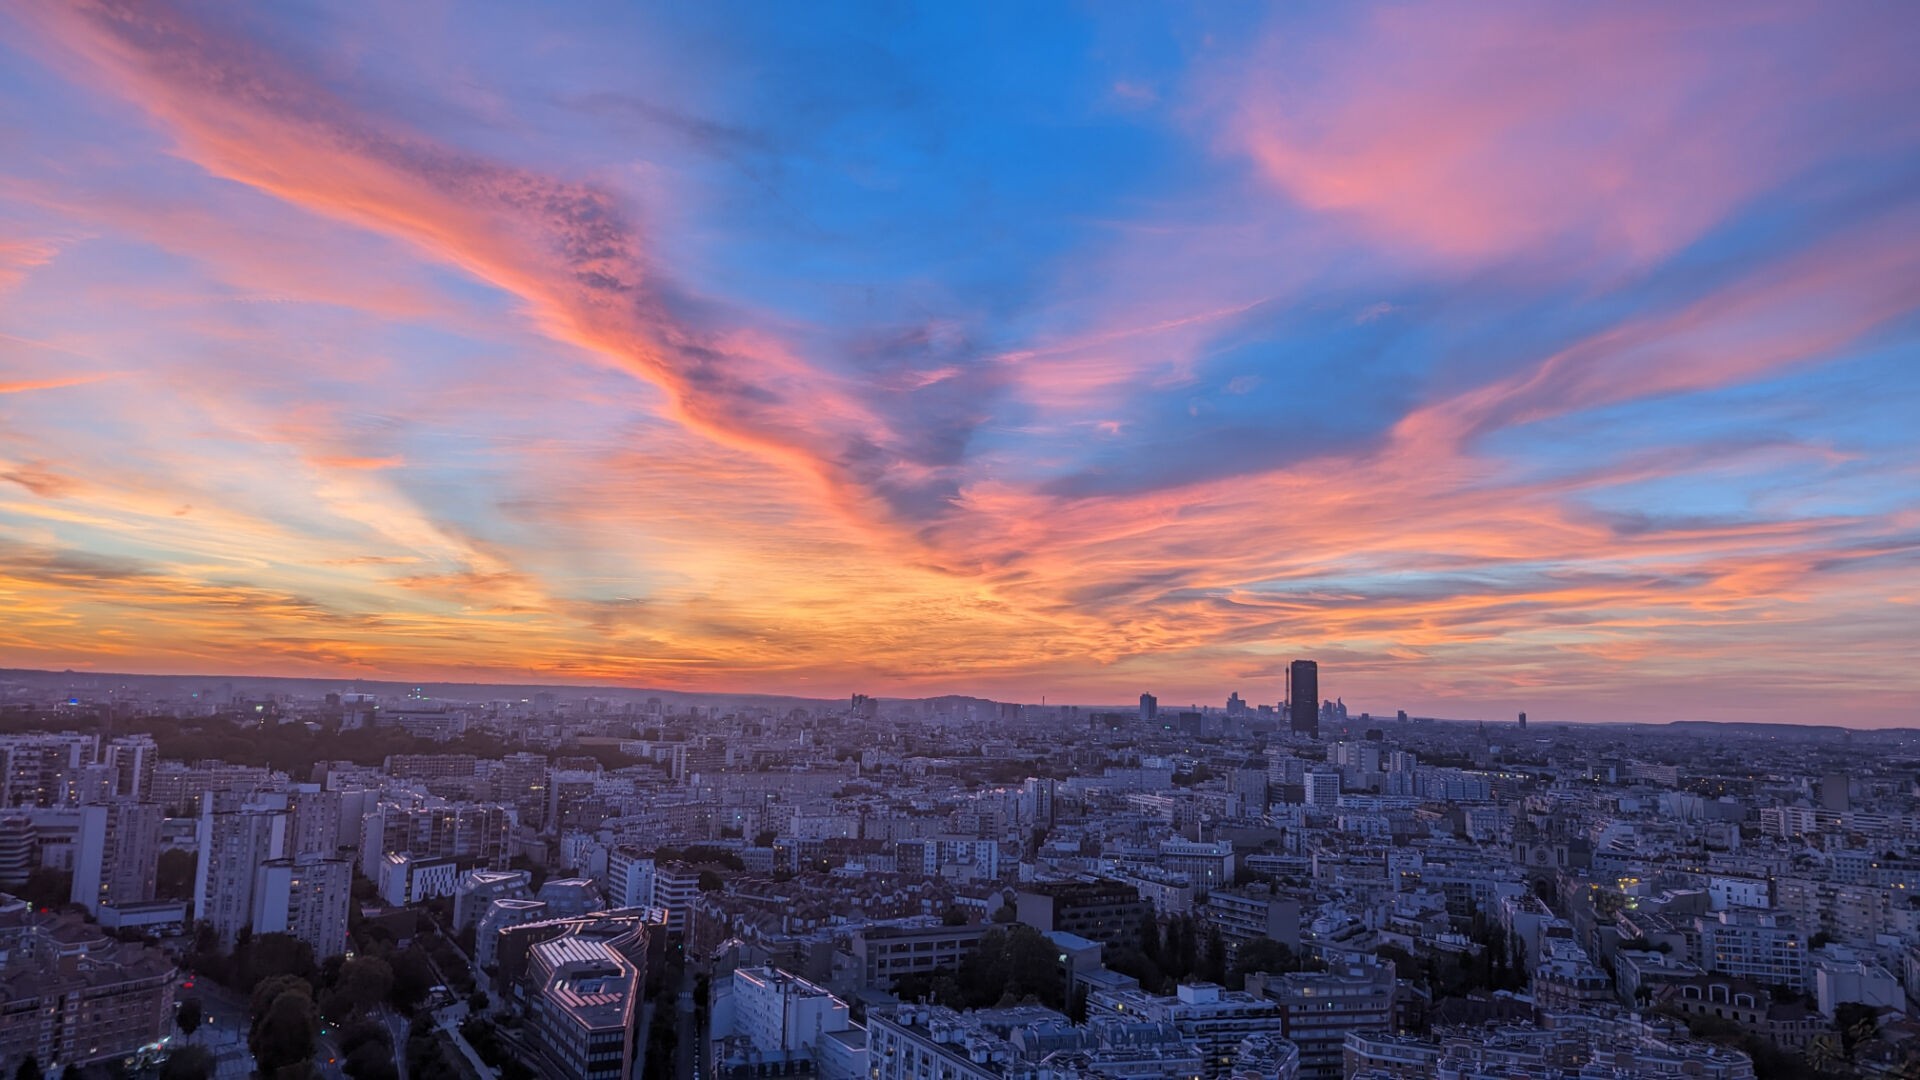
xmin=0 ymin=670 xmax=1914 ymax=1079
xmin=3 ymin=3 xmax=1920 ymax=1080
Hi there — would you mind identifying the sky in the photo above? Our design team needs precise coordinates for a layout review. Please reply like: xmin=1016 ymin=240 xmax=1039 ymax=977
xmin=1 ymin=1 xmax=1918 ymax=725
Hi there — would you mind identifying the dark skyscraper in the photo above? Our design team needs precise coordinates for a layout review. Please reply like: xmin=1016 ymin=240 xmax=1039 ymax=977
xmin=1139 ymin=693 xmax=1158 ymax=721
xmin=1288 ymin=659 xmax=1319 ymax=737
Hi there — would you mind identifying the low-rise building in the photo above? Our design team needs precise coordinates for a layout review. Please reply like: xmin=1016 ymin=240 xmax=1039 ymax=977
xmin=1087 ymin=982 xmax=1288 ymax=1079
xmin=453 ymin=868 xmax=533 ymax=930
xmin=850 ymin=920 xmax=987 ymax=992
xmin=1015 ymin=881 xmax=1150 ymax=947
xmin=0 ymin=905 xmax=177 ymax=1075
xmin=1250 ymin=959 xmax=1398 ymax=1080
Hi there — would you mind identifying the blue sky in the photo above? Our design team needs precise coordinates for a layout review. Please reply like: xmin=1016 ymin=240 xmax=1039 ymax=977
xmin=1 ymin=0 xmax=1917 ymax=724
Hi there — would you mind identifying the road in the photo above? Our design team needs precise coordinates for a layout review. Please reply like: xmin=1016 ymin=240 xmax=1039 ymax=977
xmin=383 ymin=1007 xmax=412 ymax=1080
xmin=172 ymin=977 xmax=258 ymax=1080
xmin=315 ymin=1028 xmax=347 ymax=1080
xmin=674 ymin=966 xmax=703 ymax=1080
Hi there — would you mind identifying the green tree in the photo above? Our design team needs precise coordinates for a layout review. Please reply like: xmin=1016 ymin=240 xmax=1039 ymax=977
xmin=176 ymin=998 xmax=203 ymax=1039
xmin=1229 ymin=939 xmax=1311 ymax=988
xmin=337 ymin=1018 xmax=392 ymax=1060
xmin=953 ymin=924 xmax=1069 ymax=1008
xmin=344 ymin=1040 xmax=399 ymax=1080
xmin=1138 ymin=917 xmax=1162 ymax=964
xmin=642 ymin=1011 xmax=679 ymax=1080
xmin=324 ymin=956 xmax=395 ymax=1019
xmin=250 ymin=974 xmax=311 ymax=1024
xmin=1104 ymin=947 xmax=1167 ymax=994
xmin=237 ymin=933 xmax=318 ymax=989
xmin=12 ymin=1057 xmax=42 ymax=1080
xmin=251 ymin=986 xmax=321 ymax=1076
xmin=1198 ymin=926 xmax=1228 ymax=985
xmin=388 ymin=947 xmax=436 ymax=1012
xmin=1836 ymin=1001 xmax=1881 ymax=1061
xmin=17 ymin=868 xmax=71 ymax=912
xmin=406 ymin=1016 xmax=462 ymax=1080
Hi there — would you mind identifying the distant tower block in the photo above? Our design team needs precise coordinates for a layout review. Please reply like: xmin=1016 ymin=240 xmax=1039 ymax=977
xmin=1518 ymin=711 xmax=1527 ymax=729
xmin=1287 ymin=660 xmax=1319 ymax=738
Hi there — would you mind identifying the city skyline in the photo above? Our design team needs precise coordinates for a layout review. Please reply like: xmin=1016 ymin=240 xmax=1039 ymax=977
xmin=3 ymin=3 xmax=1920 ymax=726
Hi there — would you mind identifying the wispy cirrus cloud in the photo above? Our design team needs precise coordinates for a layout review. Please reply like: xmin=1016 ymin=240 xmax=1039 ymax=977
xmin=0 ymin=0 xmax=1915 ymax=722
xmin=17 ymin=0 xmax=994 ymax=533
xmin=1224 ymin=2 xmax=1918 ymax=268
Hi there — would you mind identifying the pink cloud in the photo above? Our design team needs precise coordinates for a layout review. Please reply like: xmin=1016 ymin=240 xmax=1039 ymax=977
xmin=0 ymin=238 xmax=60 ymax=292
xmin=1227 ymin=3 xmax=1916 ymax=266
xmin=16 ymin=0 xmax=909 ymax=526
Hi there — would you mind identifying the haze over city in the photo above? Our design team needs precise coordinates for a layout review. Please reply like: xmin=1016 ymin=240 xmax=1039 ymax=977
xmin=4 ymin=1 xmax=1920 ymax=727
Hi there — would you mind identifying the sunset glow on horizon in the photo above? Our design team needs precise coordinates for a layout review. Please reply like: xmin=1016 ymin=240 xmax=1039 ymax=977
xmin=3 ymin=2 xmax=1918 ymax=724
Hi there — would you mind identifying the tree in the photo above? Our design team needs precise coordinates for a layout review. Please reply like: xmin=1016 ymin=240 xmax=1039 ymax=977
xmin=12 ymin=1057 xmax=41 ymax=1080
xmin=1198 ymin=926 xmax=1228 ymax=985
xmin=177 ymin=998 xmax=203 ymax=1039
xmin=1374 ymin=944 xmax=1416 ymax=980
xmin=160 ymin=1046 xmax=217 ymax=1080
xmin=338 ymin=1018 xmax=392 ymax=1060
xmin=251 ymin=974 xmax=311 ymax=1024
xmin=1229 ymin=939 xmax=1310 ymax=989
xmin=1105 ymin=947 xmax=1167 ymax=994
xmin=696 ymin=869 xmax=725 ymax=892
xmin=1836 ymin=1001 xmax=1881 ymax=1061
xmin=1138 ymin=917 xmax=1163 ymax=964
xmin=952 ymin=924 xmax=1069 ymax=1008
xmin=643 ymin=1008 xmax=679 ymax=1080
xmin=236 ymin=933 xmax=317 ymax=989
xmin=388 ymin=947 xmax=436 ymax=1012
xmin=406 ymin=1016 xmax=463 ymax=1080
xmin=17 ymin=868 xmax=71 ymax=912
xmin=344 ymin=1040 xmax=399 ymax=1080
xmin=324 ymin=956 xmax=394 ymax=1019
xmin=429 ymin=939 xmax=473 ymax=992
xmin=251 ymin=986 xmax=320 ymax=1076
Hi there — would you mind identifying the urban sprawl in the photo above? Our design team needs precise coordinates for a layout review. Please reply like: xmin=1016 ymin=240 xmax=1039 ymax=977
xmin=0 ymin=666 xmax=1915 ymax=1080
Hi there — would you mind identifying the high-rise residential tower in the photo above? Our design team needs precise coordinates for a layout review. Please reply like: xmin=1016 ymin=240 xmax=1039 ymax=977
xmin=104 ymin=735 xmax=159 ymax=802
xmin=71 ymin=800 xmax=163 ymax=914
xmin=252 ymin=856 xmax=352 ymax=960
xmin=194 ymin=798 xmax=289 ymax=946
xmin=1288 ymin=660 xmax=1319 ymax=738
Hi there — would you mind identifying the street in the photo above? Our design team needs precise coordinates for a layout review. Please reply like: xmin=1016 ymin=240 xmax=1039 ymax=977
xmin=173 ymin=977 xmax=257 ymax=1080
xmin=674 ymin=966 xmax=702 ymax=1080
